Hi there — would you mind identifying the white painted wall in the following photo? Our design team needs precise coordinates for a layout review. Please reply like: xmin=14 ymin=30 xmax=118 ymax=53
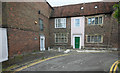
xmin=0 ymin=28 xmax=8 ymax=62
xmin=71 ymin=17 xmax=85 ymax=49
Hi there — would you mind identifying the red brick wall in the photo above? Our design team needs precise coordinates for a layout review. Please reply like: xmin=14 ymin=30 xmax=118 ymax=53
xmin=2 ymin=2 xmax=53 ymax=58
xmin=8 ymin=28 xmax=39 ymax=57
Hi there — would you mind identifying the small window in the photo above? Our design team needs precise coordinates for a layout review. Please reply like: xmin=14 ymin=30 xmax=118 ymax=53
xmin=95 ymin=5 xmax=98 ymax=8
xmin=38 ymin=10 xmax=40 ymax=14
xmin=75 ymin=19 xmax=80 ymax=27
xmin=81 ymin=7 xmax=84 ymax=10
xmin=39 ymin=19 xmax=43 ymax=31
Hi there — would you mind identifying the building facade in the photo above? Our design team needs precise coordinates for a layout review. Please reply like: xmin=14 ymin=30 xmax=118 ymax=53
xmin=49 ymin=17 xmax=71 ymax=49
xmin=1 ymin=2 xmax=119 ymax=61
xmin=51 ymin=2 xmax=118 ymax=49
xmin=1 ymin=2 xmax=53 ymax=59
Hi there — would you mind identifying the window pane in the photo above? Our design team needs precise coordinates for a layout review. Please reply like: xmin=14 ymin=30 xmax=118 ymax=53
xmin=75 ymin=19 xmax=80 ymax=27
xmin=94 ymin=35 xmax=97 ymax=42
xmin=95 ymin=17 xmax=98 ymax=24
xmin=91 ymin=36 xmax=94 ymax=42
xmin=99 ymin=17 xmax=102 ymax=24
xmin=98 ymin=35 xmax=101 ymax=42
xmin=40 ymin=19 xmax=43 ymax=31
xmin=58 ymin=19 xmax=62 ymax=27
xmin=88 ymin=18 xmax=91 ymax=24
xmin=87 ymin=36 xmax=90 ymax=42
xmin=91 ymin=17 xmax=95 ymax=24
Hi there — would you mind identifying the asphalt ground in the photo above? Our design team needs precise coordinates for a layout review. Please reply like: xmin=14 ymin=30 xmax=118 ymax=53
xmin=19 ymin=52 xmax=118 ymax=72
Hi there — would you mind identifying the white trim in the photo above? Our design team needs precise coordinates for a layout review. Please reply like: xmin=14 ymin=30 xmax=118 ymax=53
xmin=55 ymin=18 xmax=66 ymax=28
xmin=40 ymin=35 xmax=45 ymax=51
xmin=73 ymin=35 xmax=81 ymax=49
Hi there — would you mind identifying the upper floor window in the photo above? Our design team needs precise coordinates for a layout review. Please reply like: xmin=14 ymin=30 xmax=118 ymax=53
xmin=75 ymin=19 xmax=80 ymax=27
xmin=55 ymin=18 xmax=66 ymax=28
xmin=39 ymin=18 xmax=43 ymax=31
xmin=86 ymin=35 xmax=103 ymax=43
xmin=88 ymin=16 xmax=103 ymax=25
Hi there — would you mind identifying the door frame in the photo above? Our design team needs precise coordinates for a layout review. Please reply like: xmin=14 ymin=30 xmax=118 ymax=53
xmin=73 ymin=35 xmax=81 ymax=49
xmin=40 ymin=35 xmax=45 ymax=51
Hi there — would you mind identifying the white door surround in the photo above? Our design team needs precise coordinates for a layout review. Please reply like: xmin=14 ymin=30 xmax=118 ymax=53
xmin=40 ymin=35 xmax=45 ymax=51
xmin=73 ymin=35 xmax=81 ymax=49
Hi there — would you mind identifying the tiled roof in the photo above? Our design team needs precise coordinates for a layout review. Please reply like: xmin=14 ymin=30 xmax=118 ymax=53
xmin=51 ymin=2 xmax=118 ymax=18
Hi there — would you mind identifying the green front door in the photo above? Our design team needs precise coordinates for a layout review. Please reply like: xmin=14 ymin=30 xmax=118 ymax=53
xmin=75 ymin=37 xmax=80 ymax=48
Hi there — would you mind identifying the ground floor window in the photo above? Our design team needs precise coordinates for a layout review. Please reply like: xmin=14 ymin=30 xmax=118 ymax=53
xmin=86 ymin=35 xmax=103 ymax=43
xmin=55 ymin=33 xmax=68 ymax=43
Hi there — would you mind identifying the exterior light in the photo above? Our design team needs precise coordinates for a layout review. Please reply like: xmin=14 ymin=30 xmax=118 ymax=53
xmin=35 ymin=21 xmax=37 ymax=24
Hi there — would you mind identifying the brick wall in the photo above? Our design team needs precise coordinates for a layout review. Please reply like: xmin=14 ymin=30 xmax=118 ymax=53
xmin=85 ymin=14 xmax=118 ymax=48
xmin=2 ymin=2 xmax=53 ymax=57
xmin=7 ymin=28 xmax=39 ymax=57
xmin=49 ymin=18 xmax=71 ymax=49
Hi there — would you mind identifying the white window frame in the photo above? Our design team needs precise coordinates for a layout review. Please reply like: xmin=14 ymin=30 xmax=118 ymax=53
xmin=55 ymin=33 xmax=68 ymax=43
xmin=55 ymin=18 xmax=66 ymax=28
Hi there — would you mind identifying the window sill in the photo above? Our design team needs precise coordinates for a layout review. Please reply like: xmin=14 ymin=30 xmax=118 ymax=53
xmin=86 ymin=42 xmax=103 ymax=44
xmin=55 ymin=42 xmax=68 ymax=44
xmin=55 ymin=28 xmax=65 ymax=29
xmin=87 ymin=24 xmax=103 ymax=26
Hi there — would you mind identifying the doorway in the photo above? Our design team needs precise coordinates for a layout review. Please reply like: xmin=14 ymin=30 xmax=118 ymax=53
xmin=73 ymin=35 xmax=81 ymax=49
xmin=40 ymin=35 xmax=45 ymax=51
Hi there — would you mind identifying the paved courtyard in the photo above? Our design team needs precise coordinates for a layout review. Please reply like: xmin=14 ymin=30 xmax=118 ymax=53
xmin=20 ymin=51 xmax=118 ymax=72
